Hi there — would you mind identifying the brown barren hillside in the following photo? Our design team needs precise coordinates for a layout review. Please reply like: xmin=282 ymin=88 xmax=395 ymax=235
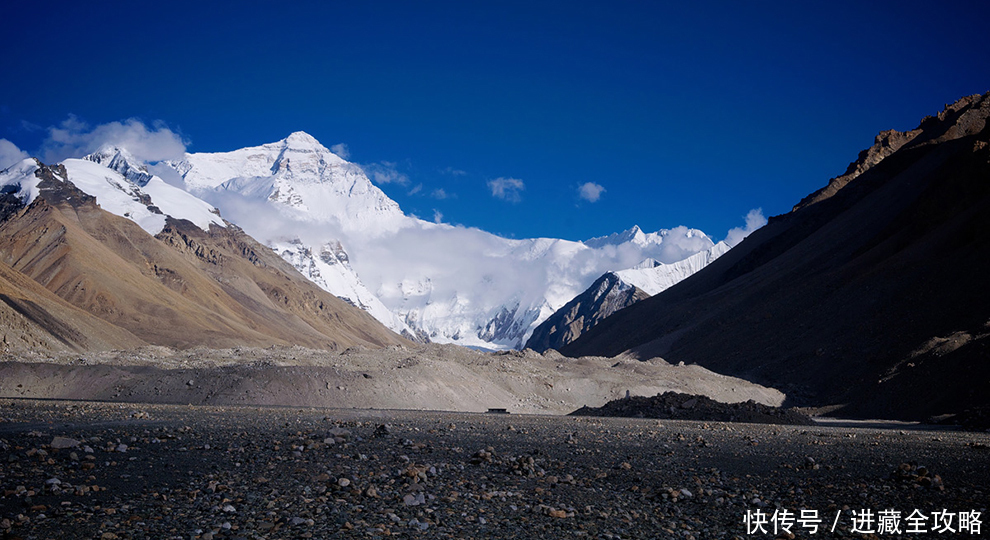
xmin=0 ymin=162 xmax=408 ymax=350
xmin=562 ymin=92 xmax=990 ymax=422
xmin=0 ymin=257 xmax=145 ymax=352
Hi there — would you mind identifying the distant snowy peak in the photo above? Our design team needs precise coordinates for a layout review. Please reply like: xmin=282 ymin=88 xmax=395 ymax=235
xmin=615 ymin=240 xmax=730 ymax=295
xmin=523 ymin=271 xmax=651 ymax=353
xmin=585 ymin=225 xmax=647 ymax=247
xmin=0 ymin=149 xmax=225 ymax=236
xmin=170 ymin=132 xmax=408 ymax=236
xmin=0 ymin=158 xmax=43 ymax=203
xmin=0 ymin=157 xmax=167 ymax=234
xmin=85 ymin=145 xmax=155 ymax=187
xmin=584 ymin=224 xmax=711 ymax=250
xmin=524 ymin=239 xmax=732 ymax=352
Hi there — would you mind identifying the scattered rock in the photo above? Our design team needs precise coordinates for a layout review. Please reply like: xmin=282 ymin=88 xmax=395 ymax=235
xmin=50 ymin=437 xmax=81 ymax=449
xmin=890 ymin=462 xmax=944 ymax=490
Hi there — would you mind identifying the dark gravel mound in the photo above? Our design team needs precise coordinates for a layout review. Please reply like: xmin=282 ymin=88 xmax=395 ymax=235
xmin=932 ymin=405 xmax=990 ymax=432
xmin=570 ymin=391 xmax=814 ymax=425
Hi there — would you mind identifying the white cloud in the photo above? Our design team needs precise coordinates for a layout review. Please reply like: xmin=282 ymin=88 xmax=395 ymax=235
xmin=20 ymin=120 xmax=43 ymax=133
xmin=39 ymin=115 xmax=187 ymax=164
xmin=361 ymin=161 xmax=410 ymax=186
xmin=442 ymin=167 xmax=467 ymax=176
xmin=578 ymin=182 xmax=606 ymax=203
xmin=724 ymin=208 xmax=767 ymax=247
xmin=433 ymin=209 xmax=443 ymax=224
xmin=147 ymin=162 xmax=190 ymax=189
xmin=408 ymin=183 xmax=423 ymax=195
xmin=488 ymin=177 xmax=525 ymax=202
xmin=0 ymin=139 xmax=30 ymax=170
xmin=432 ymin=188 xmax=450 ymax=199
xmin=330 ymin=143 xmax=350 ymax=160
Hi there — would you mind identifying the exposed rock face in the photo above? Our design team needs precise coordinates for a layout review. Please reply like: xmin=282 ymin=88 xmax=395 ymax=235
xmin=792 ymin=128 xmax=921 ymax=211
xmin=563 ymin=92 xmax=990 ymax=422
xmin=0 ymin=162 xmax=408 ymax=351
xmin=794 ymin=93 xmax=990 ymax=211
xmin=525 ymin=273 xmax=649 ymax=353
xmin=528 ymin=241 xmax=734 ymax=353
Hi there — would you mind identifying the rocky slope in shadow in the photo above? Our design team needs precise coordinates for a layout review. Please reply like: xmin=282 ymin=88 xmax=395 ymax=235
xmin=562 ymin=92 xmax=990 ymax=422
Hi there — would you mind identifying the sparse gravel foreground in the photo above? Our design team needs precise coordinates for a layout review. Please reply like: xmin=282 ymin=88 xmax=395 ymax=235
xmin=1 ymin=399 xmax=988 ymax=539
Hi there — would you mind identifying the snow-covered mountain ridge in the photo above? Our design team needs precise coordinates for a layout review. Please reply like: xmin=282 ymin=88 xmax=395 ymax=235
xmin=0 ymin=132 xmax=752 ymax=349
xmin=0 ymin=147 xmax=225 ymax=236
xmin=154 ymin=132 xmax=744 ymax=349
xmin=615 ymin=240 xmax=732 ymax=296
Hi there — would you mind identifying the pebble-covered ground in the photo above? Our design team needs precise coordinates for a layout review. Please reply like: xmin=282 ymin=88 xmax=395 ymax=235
xmin=1 ymin=399 xmax=988 ymax=539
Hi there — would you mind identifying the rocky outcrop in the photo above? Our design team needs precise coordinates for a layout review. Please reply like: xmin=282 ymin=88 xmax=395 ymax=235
xmin=525 ymin=273 xmax=649 ymax=353
xmin=793 ymin=93 xmax=990 ymax=211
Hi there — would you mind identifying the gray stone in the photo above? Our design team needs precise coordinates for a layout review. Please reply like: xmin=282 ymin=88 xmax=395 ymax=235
xmin=50 ymin=437 xmax=81 ymax=449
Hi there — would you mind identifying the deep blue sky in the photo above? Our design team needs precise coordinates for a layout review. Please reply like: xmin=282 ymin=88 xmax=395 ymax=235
xmin=2 ymin=1 xmax=988 ymax=241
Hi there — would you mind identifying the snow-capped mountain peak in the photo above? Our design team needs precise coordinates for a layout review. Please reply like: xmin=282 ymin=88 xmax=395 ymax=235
xmin=583 ymin=224 xmax=711 ymax=252
xmin=269 ymin=131 xmax=350 ymax=177
xmin=0 ymin=158 xmax=43 ymax=203
xmin=615 ymin=240 xmax=731 ymax=295
xmin=171 ymin=133 xmax=408 ymax=237
xmin=584 ymin=225 xmax=645 ymax=248
xmin=283 ymin=130 xmax=324 ymax=150
xmin=161 ymin=132 xmax=731 ymax=349
xmin=85 ymin=145 xmax=155 ymax=187
xmin=79 ymin=147 xmax=226 ymax=234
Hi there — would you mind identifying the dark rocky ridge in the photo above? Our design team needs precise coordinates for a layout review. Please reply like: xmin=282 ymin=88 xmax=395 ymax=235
xmin=562 ymin=92 xmax=990 ymax=423
xmin=525 ymin=272 xmax=649 ymax=353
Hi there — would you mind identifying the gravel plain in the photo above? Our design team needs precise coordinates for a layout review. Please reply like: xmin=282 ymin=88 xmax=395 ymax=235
xmin=1 ymin=399 xmax=988 ymax=540
xmin=0 ymin=344 xmax=786 ymax=414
